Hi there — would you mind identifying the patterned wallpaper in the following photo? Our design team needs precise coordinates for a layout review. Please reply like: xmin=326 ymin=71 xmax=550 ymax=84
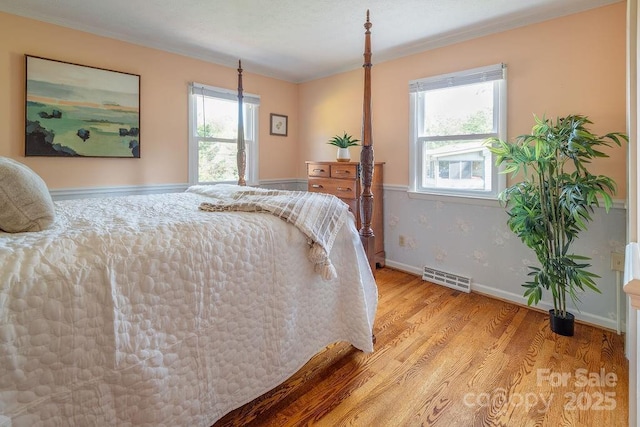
xmin=382 ymin=186 xmax=626 ymax=331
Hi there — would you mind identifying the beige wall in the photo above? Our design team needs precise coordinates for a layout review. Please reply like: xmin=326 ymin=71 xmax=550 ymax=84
xmin=0 ymin=12 xmax=299 ymax=189
xmin=299 ymin=2 xmax=628 ymax=197
xmin=0 ymin=4 xmax=627 ymax=195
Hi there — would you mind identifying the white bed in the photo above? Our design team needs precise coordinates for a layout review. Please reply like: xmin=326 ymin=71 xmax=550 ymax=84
xmin=0 ymin=185 xmax=377 ymax=426
xmin=2 ymin=10 xmax=381 ymax=426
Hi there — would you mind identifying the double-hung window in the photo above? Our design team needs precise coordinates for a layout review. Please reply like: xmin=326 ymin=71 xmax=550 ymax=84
xmin=409 ymin=63 xmax=506 ymax=198
xmin=188 ymin=83 xmax=260 ymax=185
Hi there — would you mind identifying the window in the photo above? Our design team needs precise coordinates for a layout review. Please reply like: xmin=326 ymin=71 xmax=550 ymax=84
xmin=188 ymin=83 xmax=260 ymax=185
xmin=409 ymin=63 xmax=506 ymax=198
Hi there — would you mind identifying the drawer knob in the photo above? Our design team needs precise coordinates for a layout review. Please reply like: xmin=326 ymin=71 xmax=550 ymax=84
xmin=313 ymin=169 xmax=325 ymax=172
xmin=337 ymin=187 xmax=352 ymax=192
xmin=312 ymin=184 xmax=323 ymax=189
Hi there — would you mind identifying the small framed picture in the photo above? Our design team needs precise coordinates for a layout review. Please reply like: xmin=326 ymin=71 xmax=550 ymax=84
xmin=270 ymin=113 xmax=288 ymax=136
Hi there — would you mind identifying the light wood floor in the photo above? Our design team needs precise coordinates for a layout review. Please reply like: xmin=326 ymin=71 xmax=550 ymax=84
xmin=215 ymin=268 xmax=629 ymax=426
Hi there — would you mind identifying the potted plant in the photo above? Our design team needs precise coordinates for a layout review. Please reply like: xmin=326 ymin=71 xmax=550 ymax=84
xmin=486 ymin=115 xmax=627 ymax=336
xmin=328 ymin=132 xmax=360 ymax=162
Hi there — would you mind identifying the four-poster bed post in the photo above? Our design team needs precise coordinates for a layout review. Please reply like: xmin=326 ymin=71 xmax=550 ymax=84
xmin=359 ymin=10 xmax=376 ymax=273
xmin=237 ymin=60 xmax=247 ymax=186
xmin=233 ymin=12 xmax=377 ymax=270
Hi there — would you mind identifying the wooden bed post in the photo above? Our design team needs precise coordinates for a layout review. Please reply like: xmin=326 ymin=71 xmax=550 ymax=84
xmin=237 ymin=60 xmax=247 ymax=186
xmin=360 ymin=11 xmax=376 ymax=273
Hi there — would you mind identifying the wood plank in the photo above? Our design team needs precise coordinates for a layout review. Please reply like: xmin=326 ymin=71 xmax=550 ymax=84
xmin=214 ymin=268 xmax=628 ymax=426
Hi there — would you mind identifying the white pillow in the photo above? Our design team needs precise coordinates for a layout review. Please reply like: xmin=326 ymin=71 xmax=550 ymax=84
xmin=0 ymin=157 xmax=55 ymax=232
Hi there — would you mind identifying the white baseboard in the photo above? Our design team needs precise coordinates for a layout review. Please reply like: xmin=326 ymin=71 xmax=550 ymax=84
xmin=384 ymin=259 xmax=621 ymax=331
xmin=471 ymin=281 xmax=621 ymax=332
xmin=384 ymin=260 xmax=423 ymax=276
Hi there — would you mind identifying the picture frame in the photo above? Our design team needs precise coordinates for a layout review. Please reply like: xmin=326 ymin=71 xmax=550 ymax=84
xmin=25 ymin=55 xmax=141 ymax=158
xmin=270 ymin=113 xmax=288 ymax=137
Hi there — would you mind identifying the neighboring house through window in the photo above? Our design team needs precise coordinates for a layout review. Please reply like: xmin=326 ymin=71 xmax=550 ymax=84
xmin=188 ymin=83 xmax=260 ymax=185
xmin=409 ymin=63 xmax=506 ymax=198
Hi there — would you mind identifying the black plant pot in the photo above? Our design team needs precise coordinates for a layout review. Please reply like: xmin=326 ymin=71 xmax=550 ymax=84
xmin=549 ymin=309 xmax=575 ymax=336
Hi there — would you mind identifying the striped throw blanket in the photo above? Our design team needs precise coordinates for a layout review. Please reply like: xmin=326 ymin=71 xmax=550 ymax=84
xmin=197 ymin=186 xmax=351 ymax=280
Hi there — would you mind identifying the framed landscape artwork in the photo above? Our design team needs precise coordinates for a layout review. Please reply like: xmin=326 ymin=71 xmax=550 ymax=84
xmin=25 ymin=55 xmax=141 ymax=158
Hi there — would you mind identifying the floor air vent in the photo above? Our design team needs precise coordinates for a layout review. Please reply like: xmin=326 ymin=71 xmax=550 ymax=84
xmin=422 ymin=266 xmax=471 ymax=293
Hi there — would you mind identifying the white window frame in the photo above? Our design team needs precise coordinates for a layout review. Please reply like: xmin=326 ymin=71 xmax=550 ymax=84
xmin=409 ymin=63 xmax=507 ymax=199
xmin=188 ymin=82 xmax=260 ymax=186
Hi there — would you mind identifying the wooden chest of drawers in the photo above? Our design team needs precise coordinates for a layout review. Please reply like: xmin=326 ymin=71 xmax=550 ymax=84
xmin=306 ymin=161 xmax=385 ymax=267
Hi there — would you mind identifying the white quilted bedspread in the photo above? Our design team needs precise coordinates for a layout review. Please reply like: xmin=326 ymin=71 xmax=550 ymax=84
xmin=0 ymin=188 xmax=377 ymax=426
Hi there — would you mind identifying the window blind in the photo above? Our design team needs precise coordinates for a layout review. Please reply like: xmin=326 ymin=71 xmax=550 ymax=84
xmin=409 ymin=63 xmax=506 ymax=93
xmin=190 ymin=83 xmax=260 ymax=105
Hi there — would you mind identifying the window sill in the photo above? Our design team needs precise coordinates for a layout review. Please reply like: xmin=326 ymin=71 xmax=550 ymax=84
xmin=407 ymin=189 xmax=502 ymax=208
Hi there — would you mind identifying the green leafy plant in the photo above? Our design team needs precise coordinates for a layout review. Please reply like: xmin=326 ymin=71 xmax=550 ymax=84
xmin=485 ymin=115 xmax=627 ymax=318
xmin=328 ymin=132 xmax=360 ymax=148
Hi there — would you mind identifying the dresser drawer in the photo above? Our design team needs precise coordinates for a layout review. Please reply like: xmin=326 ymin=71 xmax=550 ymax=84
xmin=307 ymin=163 xmax=330 ymax=178
xmin=308 ymin=178 xmax=357 ymax=199
xmin=330 ymin=164 xmax=358 ymax=179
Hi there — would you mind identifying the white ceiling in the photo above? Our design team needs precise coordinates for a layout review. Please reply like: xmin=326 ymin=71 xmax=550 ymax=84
xmin=0 ymin=0 xmax=622 ymax=83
